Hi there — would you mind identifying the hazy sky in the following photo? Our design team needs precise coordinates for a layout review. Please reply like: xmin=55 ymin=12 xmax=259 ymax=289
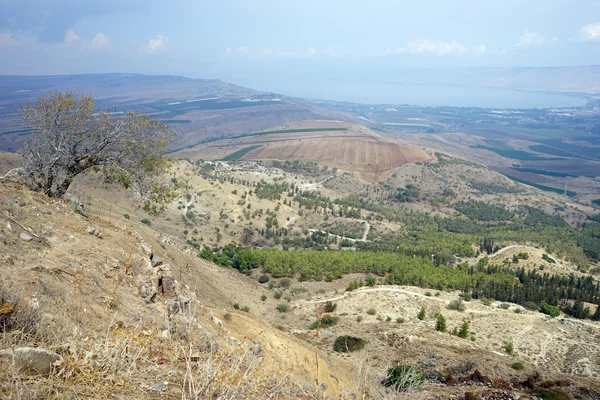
xmin=1 ymin=0 xmax=600 ymax=86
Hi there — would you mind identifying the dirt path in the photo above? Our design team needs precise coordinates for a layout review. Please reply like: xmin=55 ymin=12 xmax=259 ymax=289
xmin=361 ymin=221 xmax=371 ymax=241
xmin=301 ymin=287 xmax=449 ymax=305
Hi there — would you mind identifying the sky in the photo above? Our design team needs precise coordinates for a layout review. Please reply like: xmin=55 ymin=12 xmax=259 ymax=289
xmin=1 ymin=0 xmax=600 ymax=90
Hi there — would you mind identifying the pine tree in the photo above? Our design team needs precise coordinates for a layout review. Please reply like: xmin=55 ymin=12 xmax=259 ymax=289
xmin=435 ymin=314 xmax=446 ymax=332
xmin=417 ymin=307 xmax=426 ymax=321
xmin=457 ymin=320 xmax=470 ymax=338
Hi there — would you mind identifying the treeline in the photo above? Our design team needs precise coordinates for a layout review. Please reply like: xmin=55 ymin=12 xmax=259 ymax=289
xmin=201 ymin=246 xmax=600 ymax=319
xmin=454 ymin=200 xmax=514 ymax=222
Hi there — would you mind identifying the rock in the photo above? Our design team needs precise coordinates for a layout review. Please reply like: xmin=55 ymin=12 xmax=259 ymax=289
xmin=151 ymin=381 xmax=169 ymax=392
xmin=251 ymin=340 xmax=264 ymax=356
xmin=140 ymin=283 xmax=157 ymax=300
xmin=169 ymin=300 xmax=180 ymax=315
xmin=0 ymin=347 xmax=63 ymax=376
xmin=161 ymin=276 xmax=177 ymax=297
xmin=151 ymin=255 xmax=162 ymax=267
xmin=141 ymin=242 xmax=152 ymax=255
xmin=19 ymin=232 xmax=33 ymax=242
xmin=86 ymin=226 xmax=96 ymax=235
xmin=210 ymin=311 xmax=223 ymax=327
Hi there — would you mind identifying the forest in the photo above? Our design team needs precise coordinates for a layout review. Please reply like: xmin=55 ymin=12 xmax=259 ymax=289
xmin=200 ymin=246 xmax=600 ymax=320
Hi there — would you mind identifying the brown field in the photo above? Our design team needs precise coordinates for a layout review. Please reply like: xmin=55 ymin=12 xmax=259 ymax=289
xmin=177 ymin=120 xmax=432 ymax=182
xmin=244 ymin=136 xmax=431 ymax=181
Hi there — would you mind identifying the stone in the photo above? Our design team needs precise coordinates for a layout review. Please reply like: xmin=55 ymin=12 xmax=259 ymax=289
xmin=86 ymin=226 xmax=96 ymax=235
xmin=151 ymin=381 xmax=169 ymax=392
xmin=151 ymin=255 xmax=163 ymax=267
xmin=141 ymin=242 xmax=152 ymax=255
xmin=19 ymin=232 xmax=33 ymax=242
xmin=161 ymin=276 xmax=177 ymax=297
xmin=169 ymin=300 xmax=180 ymax=315
xmin=0 ymin=347 xmax=63 ymax=376
xmin=140 ymin=283 xmax=157 ymax=299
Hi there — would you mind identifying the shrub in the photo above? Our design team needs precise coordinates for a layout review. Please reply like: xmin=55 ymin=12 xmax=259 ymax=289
xmin=233 ymin=303 xmax=240 ymax=310
xmin=540 ymin=302 xmax=560 ymax=317
xmin=123 ymin=213 xmax=130 ymax=219
xmin=499 ymin=303 xmax=511 ymax=309
xmin=356 ymin=315 xmax=363 ymax=323
xmin=396 ymin=317 xmax=405 ymax=323
xmin=240 ymin=305 xmax=250 ymax=313
xmin=385 ymin=316 xmax=392 ymax=322
xmin=260 ymin=295 xmax=267 ymax=301
xmin=276 ymin=303 xmax=289 ymax=312
xmin=505 ymin=342 xmax=514 ymax=356
xmin=274 ymin=291 xmax=283 ymax=299
xmin=481 ymin=298 xmax=493 ymax=306
xmin=457 ymin=320 xmax=470 ymax=338
xmin=511 ymin=362 xmax=525 ymax=371
xmin=333 ymin=335 xmax=366 ymax=353
xmin=417 ymin=307 xmax=426 ymax=320
xmin=384 ymin=365 xmax=425 ymax=391
xmin=258 ymin=275 xmax=270 ymax=284
xmin=459 ymin=292 xmax=472 ymax=301
xmin=447 ymin=299 xmax=466 ymax=311
xmin=424 ymin=291 xmax=432 ymax=297
xmin=310 ymin=315 xmax=339 ymax=329
xmin=435 ymin=314 xmax=447 ymax=332
xmin=223 ymin=313 xmax=232 ymax=320
xmin=514 ymin=308 xmax=522 ymax=314
xmin=278 ymin=279 xmax=291 ymax=289
xmin=0 ymin=283 xmax=42 ymax=343
xmin=268 ymin=281 xmax=275 ymax=290
xmin=365 ymin=274 xmax=376 ymax=287
xmin=367 ymin=308 xmax=377 ymax=315
xmin=140 ymin=218 xmax=152 ymax=225
xmin=324 ymin=301 xmax=337 ymax=313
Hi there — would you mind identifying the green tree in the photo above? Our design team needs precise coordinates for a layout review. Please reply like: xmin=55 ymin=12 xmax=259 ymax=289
xmin=365 ymin=274 xmax=376 ymax=287
xmin=11 ymin=92 xmax=179 ymax=214
xmin=417 ymin=307 xmax=426 ymax=320
xmin=457 ymin=320 xmax=470 ymax=338
xmin=435 ymin=314 xmax=447 ymax=332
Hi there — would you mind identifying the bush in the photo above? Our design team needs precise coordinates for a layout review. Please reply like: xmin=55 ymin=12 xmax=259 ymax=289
xmin=0 ymin=283 xmax=42 ymax=343
xmin=233 ymin=303 xmax=240 ymax=310
xmin=310 ymin=315 xmax=339 ymax=329
xmin=240 ymin=305 xmax=250 ymax=313
xmin=424 ymin=291 xmax=432 ymax=297
xmin=481 ymin=298 xmax=493 ymax=306
xmin=260 ymin=295 xmax=267 ymax=301
xmin=396 ymin=317 xmax=405 ymax=323
xmin=333 ymin=335 xmax=366 ymax=353
xmin=274 ymin=291 xmax=283 ymax=299
xmin=511 ymin=362 xmax=524 ymax=371
xmin=365 ymin=274 xmax=376 ymax=287
xmin=276 ymin=303 xmax=289 ymax=312
xmin=140 ymin=218 xmax=152 ymax=225
xmin=435 ymin=314 xmax=447 ymax=332
xmin=540 ymin=302 xmax=560 ymax=317
xmin=356 ymin=315 xmax=363 ymax=323
xmin=505 ymin=342 xmax=514 ymax=356
xmin=417 ymin=307 xmax=426 ymax=320
xmin=447 ymin=299 xmax=466 ymax=311
xmin=499 ymin=303 xmax=511 ymax=309
xmin=268 ymin=281 xmax=275 ymax=290
xmin=457 ymin=320 xmax=470 ymax=338
xmin=324 ymin=301 xmax=337 ymax=313
xmin=367 ymin=308 xmax=377 ymax=315
xmin=258 ymin=275 xmax=270 ymax=284
xmin=123 ymin=213 xmax=130 ymax=219
xmin=385 ymin=316 xmax=392 ymax=322
xmin=278 ymin=279 xmax=291 ymax=289
xmin=384 ymin=365 xmax=425 ymax=391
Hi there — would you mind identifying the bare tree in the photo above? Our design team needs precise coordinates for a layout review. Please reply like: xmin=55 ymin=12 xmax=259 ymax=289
xmin=6 ymin=91 xmax=179 ymax=214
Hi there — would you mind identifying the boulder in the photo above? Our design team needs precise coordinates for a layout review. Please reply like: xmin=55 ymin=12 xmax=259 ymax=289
xmin=140 ymin=283 xmax=157 ymax=300
xmin=151 ymin=255 xmax=163 ymax=267
xmin=161 ymin=276 xmax=177 ymax=297
xmin=0 ymin=347 xmax=63 ymax=376
xmin=19 ymin=232 xmax=33 ymax=242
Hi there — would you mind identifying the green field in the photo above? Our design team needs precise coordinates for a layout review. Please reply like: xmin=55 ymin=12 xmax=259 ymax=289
xmin=509 ymin=167 xmax=575 ymax=178
xmin=501 ymin=173 xmax=577 ymax=197
xmin=221 ymin=145 xmax=263 ymax=161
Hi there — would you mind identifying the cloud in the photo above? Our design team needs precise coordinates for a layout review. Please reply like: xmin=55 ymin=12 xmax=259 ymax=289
xmin=0 ymin=0 xmax=144 ymax=43
xmin=235 ymin=46 xmax=250 ymax=54
xmin=140 ymin=34 xmax=169 ymax=54
xmin=278 ymin=47 xmax=317 ymax=58
xmin=472 ymin=44 xmax=486 ymax=55
xmin=517 ymin=30 xmax=544 ymax=46
xmin=0 ymin=32 xmax=20 ymax=46
xmin=64 ymin=29 xmax=81 ymax=43
xmin=91 ymin=33 xmax=109 ymax=49
xmin=386 ymin=38 xmax=469 ymax=55
xmin=580 ymin=22 xmax=600 ymax=41
xmin=551 ymin=36 xmax=560 ymax=43
xmin=62 ymin=29 xmax=110 ymax=51
xmin=259 ymin=48 xmax=273 ymax=57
